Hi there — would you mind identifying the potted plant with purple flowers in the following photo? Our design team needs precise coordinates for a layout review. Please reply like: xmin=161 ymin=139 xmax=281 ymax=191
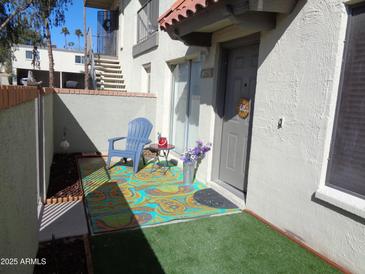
xmin=180 ymin=141 xmax=212 ymax=184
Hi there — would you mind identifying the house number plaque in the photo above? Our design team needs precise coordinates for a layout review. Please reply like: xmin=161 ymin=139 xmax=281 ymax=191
xmin=200 ymin=68 xmax=214 ymax=78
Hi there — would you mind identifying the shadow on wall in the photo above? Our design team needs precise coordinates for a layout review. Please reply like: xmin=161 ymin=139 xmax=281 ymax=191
xmin=53 ymin=95 xmax=98 ymax=154
xmin=257 ymin=0 xmax=307 ymax=70
xmin=169 ymin=0 xmax=307 ymax=123
xmin=311 ymin=193 xmax=365 ymax=225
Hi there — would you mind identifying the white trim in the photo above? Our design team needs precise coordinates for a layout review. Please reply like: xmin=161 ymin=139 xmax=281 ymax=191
xmin=315 ymin=186 xmax=365 ymax=219
xmin=314 ymin=4 xmax=365 ymax=221
xmin=317 ymin=4 xmax=348 ymax=196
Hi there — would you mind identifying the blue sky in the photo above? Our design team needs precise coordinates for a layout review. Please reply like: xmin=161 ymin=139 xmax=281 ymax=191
xmin=50 ymin=0 xmax=99 ymax=51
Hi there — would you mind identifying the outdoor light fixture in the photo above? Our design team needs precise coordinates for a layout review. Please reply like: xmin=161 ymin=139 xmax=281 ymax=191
xmin=59 ymin=127 xmax=70 ymax=151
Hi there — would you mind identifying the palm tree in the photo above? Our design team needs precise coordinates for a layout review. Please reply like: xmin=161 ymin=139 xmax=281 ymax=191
xmin=68 ymin=41 xmax=75 ymax=49
xmin=34 ymin=0 xmax=72 ymax=87
xmin=75 ymin=29 xmax=83 ymax=51
xmin=61 ymin=27 xmax=70 ymax=48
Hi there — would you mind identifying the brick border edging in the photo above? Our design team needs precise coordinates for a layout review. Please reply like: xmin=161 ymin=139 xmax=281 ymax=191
xmin=43 ymin=153 xmax=94 ymax=205
xmin=45 ymin=196 xmax=83 ymax=205
xmin=0 ymin=85 xmax=156 ymax=111
xmin=244 ymin=209 xmax=351 ymax=274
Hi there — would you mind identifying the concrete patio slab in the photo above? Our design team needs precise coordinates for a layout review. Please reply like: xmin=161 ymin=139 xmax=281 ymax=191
xmin=39 ymin=200 xmax=88 ymax=242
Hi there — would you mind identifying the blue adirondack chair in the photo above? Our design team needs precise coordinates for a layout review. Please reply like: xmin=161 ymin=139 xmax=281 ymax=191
xmin=107 ymin=118 xmax=153 ymax=173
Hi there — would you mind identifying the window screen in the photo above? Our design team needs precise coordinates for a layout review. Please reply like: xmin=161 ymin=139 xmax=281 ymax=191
xmin=326 ymin=4 xmax=365 ymax=198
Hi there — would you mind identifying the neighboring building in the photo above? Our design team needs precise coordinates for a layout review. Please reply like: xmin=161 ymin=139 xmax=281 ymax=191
xmin=84 ymin=0 xmax=365 ymax=272
xmin=12 ymin=45 xmax=86 ymax=88
xmin=0 ymin=64 xmax=10 ymax=85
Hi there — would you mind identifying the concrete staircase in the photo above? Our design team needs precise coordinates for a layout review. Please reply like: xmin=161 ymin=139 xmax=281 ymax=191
xmin=94 ymin=56 xmax=126 ymax=92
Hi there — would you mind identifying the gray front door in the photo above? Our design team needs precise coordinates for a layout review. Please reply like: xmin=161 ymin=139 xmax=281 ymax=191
xmin=218 ymin=43 xmax=259 ymax=191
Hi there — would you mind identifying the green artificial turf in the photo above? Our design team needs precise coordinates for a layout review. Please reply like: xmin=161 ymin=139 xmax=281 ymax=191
xmin=91 ymin=213 xmax=340 ymax=274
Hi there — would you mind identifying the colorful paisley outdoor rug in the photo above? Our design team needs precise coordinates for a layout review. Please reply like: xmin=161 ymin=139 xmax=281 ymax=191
xmin=78 ymin=157 xmax=240 ymax=234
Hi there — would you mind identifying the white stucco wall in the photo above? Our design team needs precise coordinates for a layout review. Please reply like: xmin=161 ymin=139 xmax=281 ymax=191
xmin=53 ymin=93 xmax=157 ymax=153
xmin=245 ymin=1 xmax=365 ymax=272
xmin=114 ymin=0 xmax=365 ymax=272
xmin=12 ymin=45 xmax=85 ymax=73
xmin=117 ymin=0 xmax=202 ymax=136
xmin=115 ymin=0 xmax=264 ymax=182
xmin=0 ymin=100 xmax=39 ymax=274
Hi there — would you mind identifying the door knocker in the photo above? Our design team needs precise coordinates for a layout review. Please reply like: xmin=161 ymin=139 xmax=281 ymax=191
xmin=237 ymin=98 xmax=250 ymax=119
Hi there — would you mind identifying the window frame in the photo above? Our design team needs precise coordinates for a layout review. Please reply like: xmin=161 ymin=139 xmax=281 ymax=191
xmin=136 ymin=0 xmax=159 ymax=44
xmin=75 ymin=55 xmax=84 ymax=64
xmin=325 ymin=3 xmax=365 ymax=200
xmin=169 ymin=59 xmax=201 ymax=154
xmin=25 ymin=50 xmax=33 ymax=60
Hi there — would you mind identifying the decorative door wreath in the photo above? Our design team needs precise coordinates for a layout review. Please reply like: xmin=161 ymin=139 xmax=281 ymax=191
xmin=237 ymin=98 xmax=250 ymax=119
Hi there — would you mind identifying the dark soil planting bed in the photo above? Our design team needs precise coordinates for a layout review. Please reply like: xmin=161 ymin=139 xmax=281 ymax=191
xmin=34 ymin=237 xmax=88 ymax=274
xmin=46 ymin=153 xmax=83 ymax=203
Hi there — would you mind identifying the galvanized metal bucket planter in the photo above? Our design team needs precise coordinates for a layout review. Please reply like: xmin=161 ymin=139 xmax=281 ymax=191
xmin=183 ymin=161 xmax=195 ymax=184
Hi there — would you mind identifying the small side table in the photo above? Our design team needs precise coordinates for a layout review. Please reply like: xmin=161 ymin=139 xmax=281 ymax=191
xmin=149 ymin=144 xmax=175 ymax=174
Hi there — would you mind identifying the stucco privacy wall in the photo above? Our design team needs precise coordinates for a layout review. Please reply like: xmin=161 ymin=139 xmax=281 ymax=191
xmin=245 ymin=0 xmax=365 ymax=273
xmin=44 ymin=93 xmax=54 ymax=190
xmin=0 ymin=99 xmax=38 ymax=274
xmin=53 ymin=90 xmax=157 ymax=153
xmin=0 ymin=86 xmax=54 ymax=274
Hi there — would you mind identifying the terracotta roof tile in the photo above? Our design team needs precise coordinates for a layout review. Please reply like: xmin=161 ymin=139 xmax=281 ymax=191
xmin=158 ymin=0 xmax=219 ymax=30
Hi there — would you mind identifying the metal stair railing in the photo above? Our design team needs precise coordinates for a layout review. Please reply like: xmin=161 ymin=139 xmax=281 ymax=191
xmin=86 ymin=28 xmax=97 ymax=90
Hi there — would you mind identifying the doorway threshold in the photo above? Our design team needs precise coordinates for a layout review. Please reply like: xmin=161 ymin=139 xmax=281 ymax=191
xmin=205 ymin=180 xmax=246 ymax=210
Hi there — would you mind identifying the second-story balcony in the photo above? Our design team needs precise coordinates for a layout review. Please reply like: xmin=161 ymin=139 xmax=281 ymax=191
xmin=84 ymin=0 xmax=114 ymax=10
xmin=133 ymin=0 xmax=159 ymax=57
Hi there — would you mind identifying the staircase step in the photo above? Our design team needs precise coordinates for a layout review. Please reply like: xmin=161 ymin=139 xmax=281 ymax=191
xmin=95 ymin=65 xmax=121 ymax=70
xmin=95 ymin=58 xmax=119 ymax=63
xmin=93 ymin=55 xmax=127 ymax=91
xmin=96 ymin=67 xmax=122 ymax=73
xmin=98 ymin=87 xmax=127 ymax=92
xmin=95 ymin=63 xmax=121 ymax=69
xmin=98 ymin=80 xmax=124 ymax=85
xmin=96 ymin=71 xmax=123 ymax=77
xmin=96 ymin=76 xmax=124 ymax=81
xmin=97 ymin=82 xmax=125 ymax=86
xmin=97 ymin=80 xmax=125 ymax=85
